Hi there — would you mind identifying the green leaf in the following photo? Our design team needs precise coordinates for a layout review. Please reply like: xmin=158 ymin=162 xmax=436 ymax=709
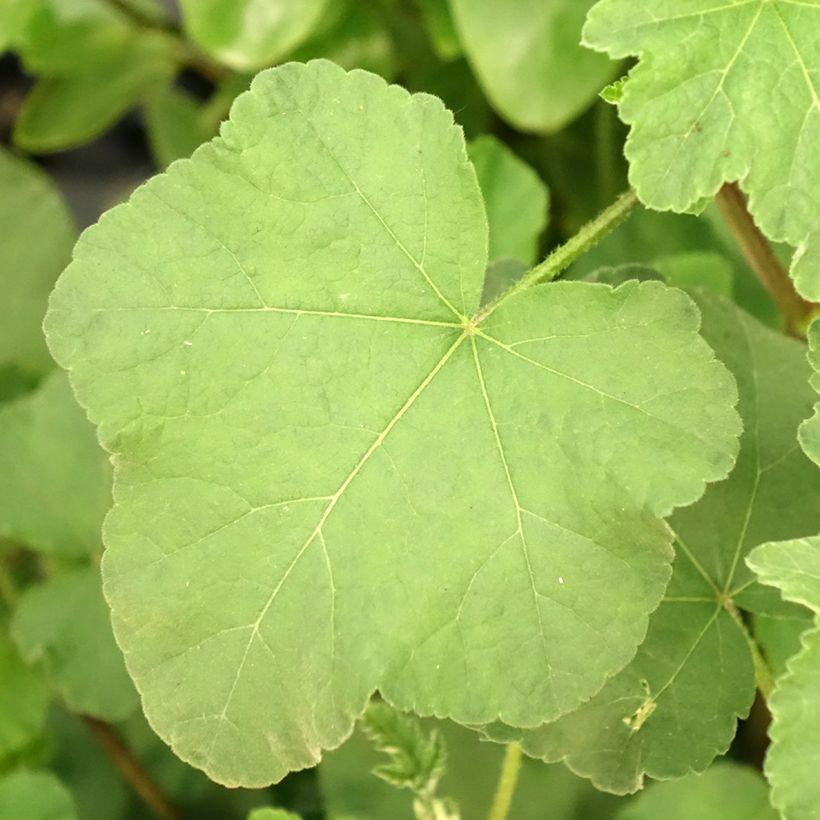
xmin=0 ymin=372 xmax=111 ymax=558
xmin=360 ymin=703 xmax=446 ymax=797
xmin=0 ymin=770 xmax=76 ymax=820
xmin=11 ymin=1 xmax=177 ymax=152
xmin=616 ymin=761 xmax=777 ymax=820
xmin=180 ymin=0 xmax=328 ymax=70
xmin=652 ymin=252 xmax=733 ymax=299
xmin=799 ymin=321 xmax=820 ymax=467
xmin=0 ymin=148 xmax=75 ymax=377
xmin=489 ymin=292 xmax=820 ymax=793
xmin=753 ymin=610 xmax=812 ymax=679
xmin=45 ymin=61 xmax=740 ymax=786
xmin=418 ymin=0 xmax=462 ymax=61
xmin=0 ymin=633 xmax=49 ymax=769
xmin=449 ymin=0 xmax=616 ymax=132
xmin=747 ymin=536 xmax=820 ymax=820
xmin=467 ymin=135 xmax=549 ymax=266
xmin=480 ymin=258 xmax=528 ymax=306
xmin=11 ymin=567 xmax=138 ymax=721
xmin=583 ymin=0 xmax=820 ymax=298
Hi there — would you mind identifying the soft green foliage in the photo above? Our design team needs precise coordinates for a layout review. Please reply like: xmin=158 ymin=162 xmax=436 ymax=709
xmin=247 ymin=809 xmax=302 ymax=820
xmin=748 ymin=536 xmax=820 ymax=819
xmin=0 ymin=148 xmax=75 ymax=377
xmin=11 ymin=568 xmax=138 ymax=721
xmin=490 ymin=291 xmax=820 ymax=793
xmin=584 ymin=0 xmax=820 ymax=298
xmin=180 ymin=0 xmax=328 ymax=70
xmin=799 ymin=321 xmax=820 ymax=466
xmin=321 ymin=717 xmax=622 ymax=820
xmin=0 ymin=372 xmax=111 ymax=558
xmin=0 ymin=634 xmax=49 ymax=768
xmin=653 ymin=252 xmax=733 ymax=298
xmin=467 ymin=135 xmax=549 ymax=266
xmin=11 ymin=0 xmax=176 ymax=152
xmin=45 ymin=61 xmax=741 ymax=786
xmin=449 ymin=0 xmax=615 ymax=132
xmin=0 ymin=769 xmax=76 ymax=820
xmin=754 ymin=611 xmax=813 ymax=679
xmin=419 ymin=0 xmax=461 ymax=61
xmin=616 ymin=761 xmax=777 ymax=820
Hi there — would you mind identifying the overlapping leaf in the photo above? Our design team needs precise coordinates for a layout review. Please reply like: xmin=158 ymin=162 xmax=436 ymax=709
xmin=0 ymin=770 xmax=76 ymax=820
xmin=449 ymin=0 xmax=615 ymax=132
xmin=488 ymin=292 xmax=820 ymax=793
xmin=45 ymin=61 xmax=740 ymax=786
xmin=747 ymin=536 xmax=820 ymax=819
xmin=584 ymin=0 xmax=820 ymax=298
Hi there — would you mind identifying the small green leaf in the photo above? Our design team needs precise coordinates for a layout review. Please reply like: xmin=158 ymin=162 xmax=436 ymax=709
xmin=248 ymin=809 xmax=302 ymax=820
xmin=468 ymin=135 xmax=549 ymax=266
xmin=45 ymin=61 xmax=740 ymax=786
xmin=449 ymin=0 xmax=617 ymax=132
xmin=799 ymin=321 xmax=820 ymax=467
xmin=0 ymin=148 xmax=75 ymax=377
xmin=599 ymin=76 xmax=627 ymax=105
xmin=0 ymin=372 xmax=111 ymax=558
xmin=0 ymin=633 xmax=49 ymax=769
xmin=616 ymin=761 xmax=777 ymax=820
xmin=0 ymin=770 xmax=77 ymax=820
xmin=753 ymin=611 xmax=812 ymax=679
xmin=11 ymin=567 xmax=138 ymax=721
xmin=361 ymin=703 xmax=446 ymax=797
xmin=747 ymin=536 xmax=820 ymax=820
xmin=490 ymin=292 xmax=820 ymax=793
xmin=584 ymin=0 xmax=820 ymax=297
xmin=180 ymin=0 xmax=328 ymax=70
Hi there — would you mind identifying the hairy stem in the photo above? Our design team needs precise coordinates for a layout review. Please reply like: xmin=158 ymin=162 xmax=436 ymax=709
xmin=715 ymin=183 xmax=814 ymax=336
xmin=487 ymin=742 xmax=523 ymax=820
xmin=475 ymin=189 xmax=640 ymax=324
xmin=82 ymin=717 xmax=183 ymax=820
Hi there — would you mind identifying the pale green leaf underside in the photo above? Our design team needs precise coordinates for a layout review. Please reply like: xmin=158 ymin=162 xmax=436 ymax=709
xmin=491 ymin=293 xmax=820 ymax=794
xmin=799 ymin=321 xmax=820 ymax=466
xmin=584 ymin=0 xmax=820 ymax=298
xmin=747 ymin=536 xmax=820 ymax=819
xmin=0 ymin=770 xmax=77 ymax=820
xmin=0 ymin=371 xmax=111 ymax=557
xmin=616 ymin=761 xmax=777 ymax=820
xmin=11 ymin=567 xmax=138 ymax=721
xmin=45 ymin=61 xmax=740 ymax=786
xmin=449 ymin=0 xmax=615 ymax=133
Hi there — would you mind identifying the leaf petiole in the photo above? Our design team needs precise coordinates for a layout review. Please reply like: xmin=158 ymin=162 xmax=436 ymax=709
xmin=487 ymin=742 xmax=523 ymax=820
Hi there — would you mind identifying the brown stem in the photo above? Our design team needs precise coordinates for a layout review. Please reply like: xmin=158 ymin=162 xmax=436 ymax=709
xmin=715 ymin=183 xmax=815 ymax=336
xmin=82 ymin=717 xmax=183 ymax=820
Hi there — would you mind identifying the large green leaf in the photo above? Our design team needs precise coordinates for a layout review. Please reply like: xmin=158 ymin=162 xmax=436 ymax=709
xmin=488 ymin=292 xmax=820 ymax=793
xmin=467 ymin=135 xmax=549 ymax=266
xmin=180 ymin=0 xmax=328 ymax=70
xmin=747 ymin=536 xmax=820 ymax=820
xmin=11 ymin=567 xmax=138 ymax=721
xmin=0 ymin=770 xmax=76 ymax=820
xmin=616 ymin=761 xmax=777 ymax=820
xmin=0 ymin=372 xmax=111 ymax=558
xmin=0 ymin=148 xmax=75 ymax=377
xmin=0 ymin=634 xmax=49 ymax=769
xmin=799 ymin=321 xmax=820 ymax=466
xmin=584 ymin=0 xmax=820 ymax=299
xmin=45 ymin=61 xmax=740 ymax=786
xmin=449 ymin=0 xmax=616 ymax=132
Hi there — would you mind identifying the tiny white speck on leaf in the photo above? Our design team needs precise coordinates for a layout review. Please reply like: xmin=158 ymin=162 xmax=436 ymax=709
xmin=558 ymin=576 xmax=564 ymax=584
xmin=143 ymin=329 xmax=150 ymax=335
xmin=184 ymin=340 xmax=193 ymax=347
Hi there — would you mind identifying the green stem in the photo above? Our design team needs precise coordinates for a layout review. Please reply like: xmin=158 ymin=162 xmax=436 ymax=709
xmin=474 ymin=189 xmax=640 ymax=324
xmin=715 ymin=183 xmax=815 ymax=337
xmin=725 ymin=601 xmax=774 ymax=699
xmin=487 ymin=742 xmax=523 ymax=820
